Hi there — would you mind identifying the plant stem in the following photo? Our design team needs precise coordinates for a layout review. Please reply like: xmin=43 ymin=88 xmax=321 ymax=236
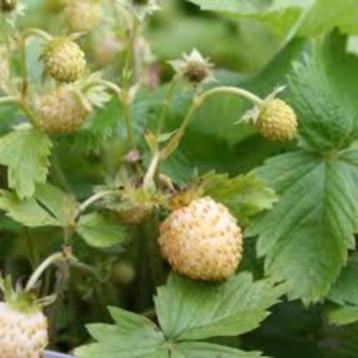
xmin=156 ymin=78 xmax=178 ymax=137
xmin=17 ymin=100 xmax=40 ymax=128
xmin=22 ymin=28 xmax=52 ymax=41
xmin=122 ymin=98 xmax=135 ymax=149
xmin=18 ymin=34 xmax=28 ymax=97
xmin=76 ymin=190 xmax=118 ymax=220
xmin=0 ymin=96 xmax=18 ymax=105
xmin=143 ymin=150 xmax=160 ymax=190
xmin=122 ymin=17 xmax=140 ymax=87
xmin=161 ymin=86 xmax=264 ymax=160
xmin=160 ymin=102 xmax=197 ymax=160
xmin=69 ymin=257 xmax=102 ymax=281
xmin=197 ymin=86 xmax=263 ymax=107
xmin=25 ymin=252 xmax=65 ymax=291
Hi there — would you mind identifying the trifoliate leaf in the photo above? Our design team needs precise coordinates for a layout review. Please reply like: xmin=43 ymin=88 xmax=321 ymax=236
xmin=35 ymin=183 xmax=78 ymax=227
xmin=202 ymin=172 xmax=277 ymax=225
xmin=173 ymin=342 xmax=265 ymax=358
xmin=287 ymin=47 xmax=355 ymax=151
xmin=155 ymin=272 xmax=283 ymax=341
xmin=0 ymin=126 xmax=52 ymax=198
xmin=248 ymin=148 xmax=358 ymax=303
xmin=75 ymin=307 xmax=167 ymax=358
xmin=0 ymin=190 xmax=58 ymax=227
xmin=76 ymin=212 xmax=128 ymax=248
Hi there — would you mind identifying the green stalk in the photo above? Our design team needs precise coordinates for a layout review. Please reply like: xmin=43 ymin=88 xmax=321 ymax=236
xmin=161 ymin=86 xmax=264 ymax=160
xmin=156 ymin=78 xmax=178 ymax=137
xmin=25 ymin=252 xmax=66 ymax=291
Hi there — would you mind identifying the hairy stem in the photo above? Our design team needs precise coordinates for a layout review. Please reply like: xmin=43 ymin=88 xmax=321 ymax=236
xmin=25 ymin=252 xmax=66 ymax=291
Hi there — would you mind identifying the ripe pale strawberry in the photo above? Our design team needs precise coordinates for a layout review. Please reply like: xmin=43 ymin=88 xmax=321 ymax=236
xmin=255 ymin=99 xmax=297 ymax=141
xmin=0 ymin=302 xmax=48 ymax=358
xmin=65 ymin=0 xmax=102 ymax=33
xmin=159 ymin=196 xmax=243 ymax=281
xmin=37 ymin=87 xmax=89 ymax=133
xmin=42 ymin=38 xmax=86 ymax=83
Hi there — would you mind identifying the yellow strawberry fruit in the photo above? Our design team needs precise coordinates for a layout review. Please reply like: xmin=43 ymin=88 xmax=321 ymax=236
xmin=159 ymin=197 xmax=243 ymax=281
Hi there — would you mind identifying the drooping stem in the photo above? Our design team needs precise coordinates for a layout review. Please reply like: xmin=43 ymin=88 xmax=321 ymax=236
xmin=76 ymin=190 xmax=119 ymax=220
xmin=25 ymin=252 xmax=66 ymax=291
xmin=161 ymin=86 xmax=264 ymax=160
xmin=22 ymin=28 xmax=53 ymax=41
xmin=196 ymin=86 xmax=263 ymax=107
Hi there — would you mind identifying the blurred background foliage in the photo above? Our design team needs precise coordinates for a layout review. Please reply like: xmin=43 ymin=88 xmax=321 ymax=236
xmin=1 ymin=0 xmax=358 ymax=356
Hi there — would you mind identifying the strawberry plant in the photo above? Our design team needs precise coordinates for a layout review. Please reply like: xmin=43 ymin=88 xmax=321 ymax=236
xmin=1 ymin=0 xmax=358 ymax=357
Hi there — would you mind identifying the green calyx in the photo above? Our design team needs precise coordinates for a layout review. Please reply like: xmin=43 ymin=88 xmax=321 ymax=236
xmin=0 ymin=275 xmax=40 ymax=314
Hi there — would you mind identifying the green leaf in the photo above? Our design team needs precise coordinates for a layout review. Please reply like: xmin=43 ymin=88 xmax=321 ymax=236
xmin=155 ymin=272 xmax=283 ymax=341
xmin=202 ymin=172 xmax=278 ymax=225
xmin=75 ymin=307 xmax=167 ymax=358
xmin=329 ymin=254 xmax=358 ymax=306
xmin=186 ymin=0 xmax=309 ymax=37
xmin=329 ymin=306 xmax=358 ymax=326
xmin=35 ymin=183 xmax=78 ymax=227
xmin=0 ymin=190 xmax=59 ymax=227
xmin=173 ymin=342 xmax=264 ymax=358
xmin=0 ymin=126 xmax=52 ymax=198
xmin=187 ymin=0 xmax=358 ymax=38
xmin=248 ymin=148 xmax=358 ymax=303
xmin=287 ymin=47 xmax=355 ymax=151
xmin=299 ymin=0 xmax=358 ymax=37
xmin=76 ymin=212 xmax=128 ymax=248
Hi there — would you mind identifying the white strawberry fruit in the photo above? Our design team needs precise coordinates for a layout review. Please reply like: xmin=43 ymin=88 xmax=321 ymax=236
xmin=159 ymin=196 xmax=243 ymax=281
xmin=0 ymin=302 xmax=48 ymax=358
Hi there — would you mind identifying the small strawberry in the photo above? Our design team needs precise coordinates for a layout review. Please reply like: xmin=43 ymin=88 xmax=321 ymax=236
xmin=159 ymin=196 xmax=243 ymax=281
xmin=255 ymin=98 xmax=297 ymax=142
xmin=42 ymin=37 xmax=86 ymax=83
xmin=65 ymin=0 xmax=102 ymax=33
xmin=0 ymin=277 xmax=48 ymax=358
xmin=37 ymin=87 xmax=89 ymax=133
xmin=0 ymin=303 xmax=48 ymax=358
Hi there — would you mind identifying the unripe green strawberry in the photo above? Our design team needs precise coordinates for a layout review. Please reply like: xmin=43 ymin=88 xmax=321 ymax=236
xmin=159 ymin=197 xmax=243 ymax=281
xmin=42 ymin=38 xmax=86 ymax=83
xmin=37 ymin=87 xmax=89 ymax=133
xmin=255 ymin=99 xmax=297 ymax=142
xmin=0 ymin=302 xmax=48 ymax=358
xmin=65 ymin=0 xmax=102 ymax=33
